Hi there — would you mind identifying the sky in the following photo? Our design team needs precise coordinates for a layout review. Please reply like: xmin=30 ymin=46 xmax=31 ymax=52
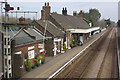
xmin=0 ymin=0 xmax=119 ymax=22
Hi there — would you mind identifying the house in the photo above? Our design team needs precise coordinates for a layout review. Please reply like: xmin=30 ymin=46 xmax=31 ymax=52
xmin=10 ymin=28 xmax=45 ymax=78
xmin=40 ymin=2 xmax=100 ymax=49
xmin=33 ymin=20 xmax=65 ymax=56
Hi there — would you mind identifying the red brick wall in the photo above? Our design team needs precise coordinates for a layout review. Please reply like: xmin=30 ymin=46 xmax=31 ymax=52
xmin=14 ymin=41 xmax=44 ymax=69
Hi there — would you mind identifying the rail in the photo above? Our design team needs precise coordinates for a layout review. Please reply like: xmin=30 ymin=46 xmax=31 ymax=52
xmin=116 ymin=27 xmax=120 ymax=79
xmin=47 ymin=29 xmax=107 ymax=80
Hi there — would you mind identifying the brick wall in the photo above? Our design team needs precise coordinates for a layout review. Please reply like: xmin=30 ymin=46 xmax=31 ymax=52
xmin=11 ymin=40 xmax=44 ymax=74
xmin=45 ymin=38 xmax=54 ymax=56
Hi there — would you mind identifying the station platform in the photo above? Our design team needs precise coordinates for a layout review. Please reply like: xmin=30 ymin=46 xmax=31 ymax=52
xmin=22 ymin=29 xmax=107 ymax=78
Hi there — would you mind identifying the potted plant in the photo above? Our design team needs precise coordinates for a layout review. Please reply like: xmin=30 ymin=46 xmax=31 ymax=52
xmin=63 ymin=43 xmax=67 ymax=51
xmin=70 ymin=42 xmax=74 ymax=48
xmin=24 ymin=59 xmax=33 ymax=72
xmin=32 ymin=65 xmax=35 ymax=69
xmin=41 ymin=58 xmax=45 ymax=64
xmin=35 ymin=55 xmax=43 ymax=67
xmin=75 ymin=40 xmax=78 ymax=46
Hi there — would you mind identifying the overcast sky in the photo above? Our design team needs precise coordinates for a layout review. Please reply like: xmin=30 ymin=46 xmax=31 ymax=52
xmin=0 ymin=0 xmax=119 ymax=22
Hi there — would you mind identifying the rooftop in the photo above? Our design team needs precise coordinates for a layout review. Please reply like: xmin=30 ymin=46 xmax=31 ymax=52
xmin=50 ymin=13 xmax=91 ymax=30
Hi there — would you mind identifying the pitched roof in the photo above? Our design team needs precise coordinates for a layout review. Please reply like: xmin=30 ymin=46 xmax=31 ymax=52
xmin=25 ymin=28 xmax=44 ymax=41
xmin=9 ymin=30 xmax=35 ymax=46
xmin=36 ymin=20 xmax=65 ymax=37
xmin=50 ymin=13 xmax=90 ymax=30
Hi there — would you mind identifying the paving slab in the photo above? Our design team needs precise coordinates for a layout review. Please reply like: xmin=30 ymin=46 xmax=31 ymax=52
xmin=22 ymin=30 xmax=107 ymax=78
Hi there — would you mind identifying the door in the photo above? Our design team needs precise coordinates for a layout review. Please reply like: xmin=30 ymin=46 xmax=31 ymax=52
xmin=13 ymin=53 xmax=23 ymax=78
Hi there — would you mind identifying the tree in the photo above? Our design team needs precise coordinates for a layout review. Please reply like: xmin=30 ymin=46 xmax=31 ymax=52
xmin=89 ymin=9 xmax=101 ymax=27
xmin=77 ymin=9 xmax=101 ymax=27
xmin=98 ymin=19 xmax=107 ymax=28
xmin=52 ymin=12 xmax=58 ymax=14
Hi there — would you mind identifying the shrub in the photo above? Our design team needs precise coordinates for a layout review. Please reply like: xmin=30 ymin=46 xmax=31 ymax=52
xmin=24 ymin=59 xmax=33 ymax=71
xmin=63 ymin=43 xmax=67 ymax=51
xmin=70 ymin=42 xmax=73 ymax=48
xmin=73 ymin=40 xmax=78 ymax=46
xmin=35 ymin=56 xmax=43 ymax=64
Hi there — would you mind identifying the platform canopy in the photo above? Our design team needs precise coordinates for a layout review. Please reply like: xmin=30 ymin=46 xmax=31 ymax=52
xmin=66 ymin=27 xmax=100 ymax=33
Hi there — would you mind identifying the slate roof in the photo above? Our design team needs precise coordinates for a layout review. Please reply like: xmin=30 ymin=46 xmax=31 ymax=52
xmin=50 ymin=13 xmax=90 ymax=30
xmin=36 ymin=20 xmax=65 ymax=37
xmin=9 ymin=30 xmax=35 ymax=46
xmin=25 ymin=28 xmax=44 ymax=41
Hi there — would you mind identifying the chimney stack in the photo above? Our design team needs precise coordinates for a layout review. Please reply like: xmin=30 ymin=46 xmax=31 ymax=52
xmin=41 ymin=2 xmax=51 ymax=20
xmin=73 ymin=11 xmax=77 ymax=16
xmin=62 ymin=7 xmax=67 ymax=16
xmin=19 ymin=16 xmax=25 ymax=23
xmin=62 ymin=8 xmax=64 ymax=15
xmin=80 ymin=10 xmax=82 ymax=18
xmin=45 ymin=2 xmax=46 ymax=6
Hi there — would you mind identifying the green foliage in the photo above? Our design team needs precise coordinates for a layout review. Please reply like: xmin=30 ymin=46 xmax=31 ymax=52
xmin=89 ymin=9 xmax=101 ymax=27
xmin=63 ymin=43 xmax=67 ymax=51
xmin=35 ymin=56 xmax=43 ymax=64
xmin=52 ymin=12 xmax=58 ymax=14
xmin=99 ymin=19 xmax=108 ymax=29
xmin=24 ymin=59 xmax=33 ymax=69
xmin=70 ymin=42 xmax=73 ymax=47
xmin=77 ymin=9 xmax=101 ymax=27
xmin=73 ymin=40 xmax=78 ymax=46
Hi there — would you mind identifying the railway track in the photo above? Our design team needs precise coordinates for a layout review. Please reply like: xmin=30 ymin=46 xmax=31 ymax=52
xmin=97 ymin=27 xmax=118 ymax=78
xmin=53 ymin=27 xmax=118 ymax=79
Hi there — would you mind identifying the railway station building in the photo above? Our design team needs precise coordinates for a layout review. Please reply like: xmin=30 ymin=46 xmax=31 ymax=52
xmin=37 ymin=2 xmax=100 ymax=50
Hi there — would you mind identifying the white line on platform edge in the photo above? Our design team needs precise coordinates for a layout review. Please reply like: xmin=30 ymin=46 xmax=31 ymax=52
xmin=47 ymin=30 xmax=107 ymax=80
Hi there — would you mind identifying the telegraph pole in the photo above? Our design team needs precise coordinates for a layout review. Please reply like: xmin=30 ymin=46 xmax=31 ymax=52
xmin=4 ymin=0 xmax=12 ymax=78
xmin=0 ymin=1 xmax=35 ymax=79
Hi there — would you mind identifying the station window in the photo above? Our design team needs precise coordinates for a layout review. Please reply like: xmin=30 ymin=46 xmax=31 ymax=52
xmin=4 ymin=38 xmax=6 ymax=45
xmin=9 ymin=60 xmax=11 ymax=65
xmin=4 ymin=48 xmax=7 ymax=55
xmin=8 ymin=48 xmax=10 ymax=54
xmin=9 ymin=73 xmax=11 ymax=78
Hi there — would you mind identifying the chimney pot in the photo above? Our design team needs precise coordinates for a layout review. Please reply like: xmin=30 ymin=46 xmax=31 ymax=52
xmin=62 ymin=7 xmax=67 ymax=16
xmin=19 ymin=16 xmax=25 ymax=23
xmin=65 ymin=7 xmax=67 ymax=10
xmin=73 ymin=11 xmax=77 ymax=16
xmin=80 ymin=10 xmax=82 ymax=18
xmin=47 ymin=2 xmax=49 ymax=6
xmin=45 ymin=2 xmax=46 ymax=6
xmin=63 ymin=8 xmax=64 ymax=10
